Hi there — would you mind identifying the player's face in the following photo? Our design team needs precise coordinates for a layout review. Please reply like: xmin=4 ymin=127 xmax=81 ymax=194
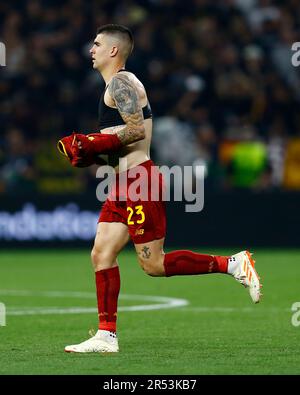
xmin=90 ymin=34 xmax=112 ymax=70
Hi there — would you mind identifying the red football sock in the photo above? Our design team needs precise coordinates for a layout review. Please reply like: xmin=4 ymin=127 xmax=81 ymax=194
xmin=95 ymin=266 xmax=120 ymax=332
xmin=163 ymin=250 xmax=229 ymax=277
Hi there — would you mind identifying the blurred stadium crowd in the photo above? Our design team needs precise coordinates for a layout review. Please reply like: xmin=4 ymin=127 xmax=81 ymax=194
xmin=1 ymin=0 xmax=300 ymax=196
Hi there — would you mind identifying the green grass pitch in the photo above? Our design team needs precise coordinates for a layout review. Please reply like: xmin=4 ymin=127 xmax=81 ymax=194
xmin=0 ymin=248 xmax=299 ymax=375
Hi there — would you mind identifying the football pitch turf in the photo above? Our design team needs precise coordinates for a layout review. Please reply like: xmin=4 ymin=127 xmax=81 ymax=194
xmin=0 ymin=248 xmax=299 ymax=375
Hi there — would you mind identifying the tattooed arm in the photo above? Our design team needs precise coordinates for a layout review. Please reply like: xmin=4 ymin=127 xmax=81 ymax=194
xmin=58 ymin=74 xmax=146 ymax=164
xmin=108 ymin=74 xmax=146 ymax=145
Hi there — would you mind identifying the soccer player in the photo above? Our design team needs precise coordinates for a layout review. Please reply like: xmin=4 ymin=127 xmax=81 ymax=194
xmin=58 ymin=24 xmax=262 ymax=353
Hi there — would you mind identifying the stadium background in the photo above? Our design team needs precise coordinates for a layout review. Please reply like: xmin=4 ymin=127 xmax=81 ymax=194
xmin=1 ymin=0 xmax=300 ymax=377
xmin=1 ymin=0 xmax=300 ymax=248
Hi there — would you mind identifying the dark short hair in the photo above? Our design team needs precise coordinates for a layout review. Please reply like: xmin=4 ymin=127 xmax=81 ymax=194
xmin=96 ymin=24 xmax=134 ymax=59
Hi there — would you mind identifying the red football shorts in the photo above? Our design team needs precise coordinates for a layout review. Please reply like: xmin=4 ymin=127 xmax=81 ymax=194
xmin=98 ymin=160 xmax=166 ymax=244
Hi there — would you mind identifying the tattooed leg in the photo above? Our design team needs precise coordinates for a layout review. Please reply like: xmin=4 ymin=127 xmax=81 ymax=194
xmin=141 ymin=246 xmax=151 ymax=259
xmin=135 ymin=238 xmax=165 ymax=277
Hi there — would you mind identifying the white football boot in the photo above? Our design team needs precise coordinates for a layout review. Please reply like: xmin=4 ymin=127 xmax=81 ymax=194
xmin=64 ymin=330 xmax=119 ymax=353
xmin=228 ymin=250 xmax=262 ymax=304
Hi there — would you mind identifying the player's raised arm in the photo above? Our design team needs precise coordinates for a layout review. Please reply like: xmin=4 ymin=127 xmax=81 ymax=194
xmin=108 ymin=74 xmax=145 ymax=145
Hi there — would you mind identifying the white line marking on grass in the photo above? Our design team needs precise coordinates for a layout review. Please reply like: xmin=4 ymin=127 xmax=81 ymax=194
xmin=1 ymin=290 xmax=290 ymax=316
xmin=175 ymin=307 xmax=290 ymax=313
xmin=6 ymin=305 xmax=290 ymax=316
xmin=0 ymin=290 xmax=188 ymax=315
